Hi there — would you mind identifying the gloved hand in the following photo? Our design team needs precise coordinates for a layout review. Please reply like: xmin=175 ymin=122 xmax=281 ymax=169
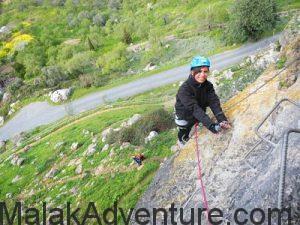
xmin=220 ymin=121 xmax=231 ymax=129
xmin=208 ymin=123 xmax=221 ymax=134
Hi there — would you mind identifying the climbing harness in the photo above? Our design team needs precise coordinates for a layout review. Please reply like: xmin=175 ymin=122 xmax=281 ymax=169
xmin=194 ymin=122 xmax=211 ymax=225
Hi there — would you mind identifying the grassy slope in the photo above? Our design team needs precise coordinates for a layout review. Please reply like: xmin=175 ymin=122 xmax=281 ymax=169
xmin=0 ymin=83 xmax=178 ymax=223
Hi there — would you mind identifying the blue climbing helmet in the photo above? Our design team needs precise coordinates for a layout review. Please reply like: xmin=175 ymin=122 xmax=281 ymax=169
xmin=190 ymin=56 xmax=210 ymax=70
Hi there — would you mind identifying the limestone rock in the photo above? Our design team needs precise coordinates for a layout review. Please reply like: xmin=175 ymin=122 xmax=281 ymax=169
xmin=12 ymin=175 xmax=21 ymax=183
xmin=101 ymin=128 xmax=113 ymax=142
xmin=0 ymin=117 xmax=4 ymax=126
xmin=120 ymin=142 xmax=130 ymax=150
xmin=44 ymin=168 xmax=58 ymax=179
xmin=75 ymin=164 xmax=83 ymax=174
xmin=102 ymin=144 xmax=109 ymax=151
xmin=143 ymin=63 xmax=157 ymax=72
xmin=70 ymin=142 xmax=79 ymax=151
xmin=85 ymin=143 xmax=97 ymax=156
xmin=2 ymin=92 xmax=11 ymax=103
xmin=145 ymin=131 xmax=158 ymax=143
xmin=49 ymin=88 xmax=72 ymax=103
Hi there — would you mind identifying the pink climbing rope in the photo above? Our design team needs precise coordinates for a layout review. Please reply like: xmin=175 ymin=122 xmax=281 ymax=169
xmin=194 ymin=122 xmax=211 ymax=225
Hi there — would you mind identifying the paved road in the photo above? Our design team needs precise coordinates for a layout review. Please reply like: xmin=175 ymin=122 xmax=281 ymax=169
xmin=0 ymin=34 xmax=280 ymax=140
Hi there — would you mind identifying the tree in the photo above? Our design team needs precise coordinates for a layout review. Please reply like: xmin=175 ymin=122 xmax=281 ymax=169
xmin=226 ymin=0 xmax=277 ymax=43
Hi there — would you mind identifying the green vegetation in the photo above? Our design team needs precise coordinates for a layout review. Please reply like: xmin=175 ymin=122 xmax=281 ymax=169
xmin=0 ymin=0 xmax=298 ymax=121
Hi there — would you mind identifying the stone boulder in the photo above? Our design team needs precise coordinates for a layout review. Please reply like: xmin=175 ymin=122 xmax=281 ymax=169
xmin=75 ymin=164 xmax=83 ymax=174
xmin=70 ymin=142 xmax=79 ymax=151
xmin=49 ymin=88 xmax=72 ymax=103
xmin=143 ymin=63 xmax=157 ymax=72
xmin=44 ymin=168 xmax=58 ymax=179
xmin=102 ymin=144 xmax=109 ymax=151
xmin=101 ymin=128 xmax=113 ymax=142
xmin=121 ymin=114 xmax=142 ymax=127
xmin=0 ymin=140 xmax=6 ymax=151
xmin=0 ymin=116 xmax=4 ymax=126
xmin=120 ymin=142 xmax=130 ymax=150
xmin=10 ymin=154 xmax=25 ymax=166
xmin=85 ymin=143 xmax=97 ymax=156
xmin=2 ymin=92 xmax=12 ymax=104
xmin=145 ymin=131 xmax=158 ymax=143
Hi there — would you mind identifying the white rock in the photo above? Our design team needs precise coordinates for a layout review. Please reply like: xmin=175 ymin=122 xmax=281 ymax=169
xmin=145 ymin=131 xmax=158 ymax=143
xmin=2 ymin=92 xmax=11 ymax=103
xmin=143 ymin=63 xmax=157 ymax=72
xmin=127 ymin=114 xmax=142 ymax=126
xmin=70 ymin=187 xmax=78 ymax=195
xmin=0 ymin=116 xmax=4 ymax=126
xmin=0 ymin=26 xmax=10 ymax=35
xmin=92 ymin=136 xmax=98 ymax=144
xmin=12 ymin=175 xmax=21 ymax=183
xmin=102 ymin=144 xmax=109 ymax=151
xmin=101 ymin=128 xmax=113 ymax=142
xmin=85 ymin=143 xmax=97 ymax=156
xmin=6 ymin=193 xmax=12 ymax=199
xmin=70 ymin=142 xmax=79 ymax=151
xmin=45 ymin=168 xmax=58 ymax=179
xmin=147 ymin=2 xmax=153 ymax=10
xmin=54 ymin=142 xmax=64 ymax=149
xmin=120 ymin=142 xmax=130 ymax=150
xmin=75 ymin=164 xmax=83 ymax=174
xmin=222 ymin=69 xmax=234 ymax=79
xmin=49 ymin=88 xmax=72 ymax=103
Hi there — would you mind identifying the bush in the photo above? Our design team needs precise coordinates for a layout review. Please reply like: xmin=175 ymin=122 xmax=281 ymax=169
xmin=225 ymin=0 xmax=277 ymax=44
xmin=106 ymin=108 xmax=174 ymax=145
xmin=78 ymin=73 xmax=108 ymax=88
xmin=41 ymin=66 xmax=70 ymax=87
xmin=7 ymin=77 xmax=23 ymax=94
xmin=97 ymin=43 xmax=128 ymax=75
xmin=63 ymin=51 xmax=96 ymax=76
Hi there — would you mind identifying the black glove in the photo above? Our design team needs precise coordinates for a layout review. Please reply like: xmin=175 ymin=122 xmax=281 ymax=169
xmin=208 ymin=123 xmax=221 ymax=134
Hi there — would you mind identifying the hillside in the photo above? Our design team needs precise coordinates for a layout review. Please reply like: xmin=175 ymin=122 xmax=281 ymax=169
xmin=0 ymin=0 xmax=299 ymax=125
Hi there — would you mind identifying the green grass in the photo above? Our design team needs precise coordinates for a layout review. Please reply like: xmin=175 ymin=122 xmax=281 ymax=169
xmin=0 ymin=85 xmax=178 ymax=224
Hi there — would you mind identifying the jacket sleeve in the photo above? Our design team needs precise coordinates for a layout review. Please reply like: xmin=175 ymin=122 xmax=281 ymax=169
xmin=178 ymin=86 xmax=213 ymax=128
xmin=207 ymin=83 xmax=227 ymax=123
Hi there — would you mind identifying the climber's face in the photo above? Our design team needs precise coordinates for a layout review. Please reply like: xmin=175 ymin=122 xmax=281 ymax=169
xmin=193 ymin=66 xmax=209 ymax=83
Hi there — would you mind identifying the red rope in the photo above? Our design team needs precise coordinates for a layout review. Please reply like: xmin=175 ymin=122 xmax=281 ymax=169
xmin=194 ymin=122 xmax=211 ymax=225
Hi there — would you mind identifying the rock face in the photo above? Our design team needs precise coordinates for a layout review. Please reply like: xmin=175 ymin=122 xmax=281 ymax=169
xmin=49 ymin=88 xmax=72 ymax=103
xmin=133 ymin=35 xmax=300 ymax=224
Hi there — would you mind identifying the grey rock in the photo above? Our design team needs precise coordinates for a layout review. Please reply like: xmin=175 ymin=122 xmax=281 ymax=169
xmin=70 ymin=142 xmax=79 ymax=151
xmin=49 ymin=88 xmax=72 ymax=103
xmin=54 ymin=141 xmax=64 ymax=149
xmin=12 ymin=175 xmax=21 ymax=183
xmin=85 ymin=143 xmax=97 ymax=156
xmin=145 ymin=131 xmax=158 ymax=143
xmin=102 ymin=144 xmax=109 ymax=151
xmin=75 ymin=164 xmax=83 ymax=174
xmin=45 ymin=168 xmax=58 ymax=179
xmin=2 ymin=92 xmax=12 ymax=103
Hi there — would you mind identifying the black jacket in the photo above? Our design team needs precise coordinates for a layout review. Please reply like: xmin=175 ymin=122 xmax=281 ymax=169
xmin=175 ymin=75 xmax=227 ymax=128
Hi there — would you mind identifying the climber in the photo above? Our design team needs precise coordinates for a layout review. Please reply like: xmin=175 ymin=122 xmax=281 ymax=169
xmin=174 ymin=56 xmax=231 ymax=148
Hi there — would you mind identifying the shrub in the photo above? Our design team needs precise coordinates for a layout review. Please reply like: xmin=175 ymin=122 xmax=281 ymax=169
xmin=63 ymin=51 xmax=96 ymax=76
xmin=106 ymin=108 xmax=174 ymax=145
xmin=225 ymin=0 xmax=277 ymax=44
xmin=7 ymin=77 xmax=23 ymax=94
xmin=41 ymin=66 xmax=70 ymax=87
xmin=97 ymin=43 xmax=128 ymax=75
